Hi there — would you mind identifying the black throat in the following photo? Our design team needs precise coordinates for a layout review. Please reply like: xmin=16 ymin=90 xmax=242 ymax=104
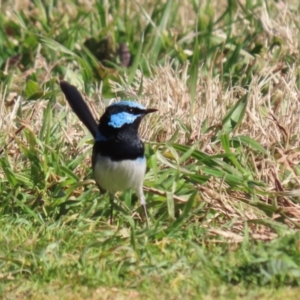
xmin=92 ymin=118 xmax=145 ymax=162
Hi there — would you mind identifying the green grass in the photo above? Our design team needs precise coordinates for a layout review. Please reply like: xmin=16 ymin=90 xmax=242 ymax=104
xmin=1 ymin=216 xmax=300 ymax=299
xmin=1 ymin=0 xmax=300 ymax=299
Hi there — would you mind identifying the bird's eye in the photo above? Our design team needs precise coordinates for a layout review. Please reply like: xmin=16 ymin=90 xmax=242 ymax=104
xmin=128 ymin=108 xmax=134 ymax=113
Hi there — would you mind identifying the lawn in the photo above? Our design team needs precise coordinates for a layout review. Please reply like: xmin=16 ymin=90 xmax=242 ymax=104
xmin=1 ymin=0 xmax=300 ymax=299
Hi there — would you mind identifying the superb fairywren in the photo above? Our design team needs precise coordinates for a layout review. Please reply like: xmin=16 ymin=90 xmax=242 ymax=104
xmin=60 ymin=81 xmax=157 ymax=227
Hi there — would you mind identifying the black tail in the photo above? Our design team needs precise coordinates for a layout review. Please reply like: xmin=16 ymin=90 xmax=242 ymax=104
xmin=60 ymin=81 xmax=99 ymax=139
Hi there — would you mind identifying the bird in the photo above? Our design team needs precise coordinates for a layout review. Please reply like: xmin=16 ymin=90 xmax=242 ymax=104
xmin=60 ymin=81 xmax=157 ymax=227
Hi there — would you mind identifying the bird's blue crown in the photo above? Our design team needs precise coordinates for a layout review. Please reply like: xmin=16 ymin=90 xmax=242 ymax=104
xmin=110 ymin=100 xmax=146 ymax=110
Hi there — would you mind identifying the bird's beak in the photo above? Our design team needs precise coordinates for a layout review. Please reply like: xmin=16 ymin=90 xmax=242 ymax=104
xmin=145 ymin=108 xmax=158 ymax=114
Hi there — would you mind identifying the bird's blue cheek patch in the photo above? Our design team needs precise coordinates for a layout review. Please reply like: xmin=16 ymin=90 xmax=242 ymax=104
xmin=108 ymin=112 xmax=141 ymax=128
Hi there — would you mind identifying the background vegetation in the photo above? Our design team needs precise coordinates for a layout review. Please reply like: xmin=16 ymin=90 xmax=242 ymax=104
xmin=1 ymin=0 xmax=300 ymax=299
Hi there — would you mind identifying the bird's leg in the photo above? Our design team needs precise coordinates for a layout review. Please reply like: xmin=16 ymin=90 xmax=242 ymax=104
xmin=142 ymin=204 xmax=149 ymax=229
xmin=109 ymin=193 xmax=114 ymax=225
xmin=138 ymin=188 xmax=149 ymax=228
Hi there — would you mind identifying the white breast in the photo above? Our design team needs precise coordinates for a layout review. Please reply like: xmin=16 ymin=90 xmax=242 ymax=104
xmin=93 ymin=154 xmax=147 ymax=194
